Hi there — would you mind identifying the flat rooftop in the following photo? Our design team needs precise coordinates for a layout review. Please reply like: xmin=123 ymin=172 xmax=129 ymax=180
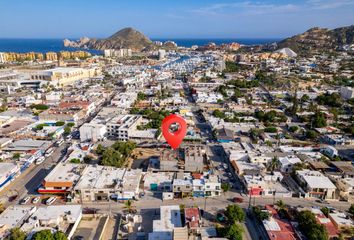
xmin=4 ymin=139 xmax=51 ymax=151
xmin=0 ymin=205 xmax=35 ymax=229
xmin=122 ymin=169 xmax=142 ymax=192
xmin=75 ymin=165 xmax=125 ymax=190
xmin=0 ymin=162 xmax=18 ymax=177
xmin=0 ymin=120 xmax=33 ymax=136
xmin=153 ymin=205 xmax=182 ymax=232
xmin=44 ymin=163 xmax=85 ymax=187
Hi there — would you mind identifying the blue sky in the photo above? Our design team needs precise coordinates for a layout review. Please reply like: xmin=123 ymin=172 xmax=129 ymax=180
xmin=0 ymin=0 xmax=353 ymax=39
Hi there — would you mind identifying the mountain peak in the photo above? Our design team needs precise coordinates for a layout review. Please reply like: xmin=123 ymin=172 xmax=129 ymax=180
xmin=63 ymin=27 xmax=153 ymax=51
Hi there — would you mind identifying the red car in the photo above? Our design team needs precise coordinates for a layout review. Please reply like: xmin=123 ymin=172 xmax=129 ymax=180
xmin=233 ymin=197 xmax=243 ymax=203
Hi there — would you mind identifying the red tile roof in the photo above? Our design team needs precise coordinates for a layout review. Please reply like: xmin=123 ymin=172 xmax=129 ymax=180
xmin=192 ymin=173 xmax=203 ymax=179
xmin=314 ymin=212 xmax=339 ymax=238
xmin=265 ymin=205 xmax=297 ymax=240
xmin=184 ymin=207 xmax=200 ymax=229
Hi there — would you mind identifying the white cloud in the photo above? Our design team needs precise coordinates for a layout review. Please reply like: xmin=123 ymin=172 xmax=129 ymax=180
xmin=189 ymin=1 xmax=299 ymax=16
xmin=189 ymin=0 xmax=354 ymax=17
xmin=307 ymin=0 xmax=354 ymax=9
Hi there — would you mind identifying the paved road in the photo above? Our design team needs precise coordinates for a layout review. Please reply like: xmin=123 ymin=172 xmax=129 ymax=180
xmin=80 ymin=191 xmax=351 ymax=213
xmin=0 ymin=144 xmax=68 ymax=207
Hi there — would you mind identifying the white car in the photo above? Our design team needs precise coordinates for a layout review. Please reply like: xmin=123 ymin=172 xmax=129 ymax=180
xmin=20 ymin=196 xmax=31 ymax=205
xmin=32 ymin=197 xmax=40 ymax=204
xmin=46 ymin=196 xmax=57 ymax=205
xmin=223 ymin=163 xmax=228 ymax=169
xmin=36 ymin=156 xmax=45 ymax=165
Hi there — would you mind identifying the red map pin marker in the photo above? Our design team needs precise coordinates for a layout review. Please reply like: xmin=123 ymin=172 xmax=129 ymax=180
xmin=161 ymin=114 xmax=187 ymax=150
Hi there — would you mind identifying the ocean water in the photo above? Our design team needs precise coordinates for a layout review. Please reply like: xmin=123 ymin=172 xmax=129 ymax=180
xmin=153 ymin=38 xmax=280 ymax=47
xmin=0 ymin=38 xmax=280 ymax=54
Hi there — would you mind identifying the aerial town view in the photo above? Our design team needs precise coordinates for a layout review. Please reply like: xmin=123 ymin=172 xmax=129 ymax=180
xmin=0 ymin=1 xmax=354 ymax=240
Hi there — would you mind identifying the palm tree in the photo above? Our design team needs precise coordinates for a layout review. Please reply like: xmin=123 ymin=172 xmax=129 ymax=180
xmin=124 ymin=200 xmax=135 ymax=213
xmin=276 ymin=200 xmax=286 ymax=210
xmin=267 ymin=157 xmax=280 ymax=173
xmin=300 ymin=94 xmax=309 ymax=110
xmin=0 ymin=203 xmax=5 ymax=214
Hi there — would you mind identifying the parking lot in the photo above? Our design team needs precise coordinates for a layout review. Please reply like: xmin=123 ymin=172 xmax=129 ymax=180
xmin=18 ymin=194 xmax=66 ymax=206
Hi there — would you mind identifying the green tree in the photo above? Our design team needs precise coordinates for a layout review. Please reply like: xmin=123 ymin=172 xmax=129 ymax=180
xmin=69 ymin=158 xmax=80 ymax=164
xmin=213 ymin=109 xmax=225 ymax=119
xmin=30 ymin=104 xmax=49 ymax=111
xmin=289 ymin=125 xmax=299 ymax=133
xmin=124 ymin=200 xmax=135 ymax=213
xmin=297 ymin=210 xmax=328 ymax=240
xmin=83 ymin=155 xmax=93 ymax=164
xmin=290 ymin=89 xmax=299 ymax=115
xmin=321 ymin=207 xmax=329 ymax=217
xmin=96 ymin=144 xmax=105 ymax=155
xmin=137 ymin=92 xmax=147 ymax=101
xmin=12 ymin=153 xmax=21 ymax=160
xmin=7 ymin=227 xmax=26 ymax=240
xmin=221 ymin=183 xmax=231 ymax=193
xmin=316 ymin=93 xmax=342 ymax=107
xmin=276 ymin=200 xmax=286 ymax=210
xmin=53 ymin=231 xmax=67 ymax=240
xmin=264 ymin=126 xmax=277 ymax=133
xmin=64 ymin=126 xmax=71 ymax=135
xmin=306 ymin=130 xmax=318 ymax=140
xmin=252 ymin=206 xmax=270 ymax=220
xmin=349 ymin=204 xmax=354 ymax=215
xmin=55 ymin=121 xmax=65 ymax=126
xmin=267 ymin=157 xmax=280 ymax=172
xmin=300 ymin=94 xmax=310 ymax=109
xmin=101 ymin=147 xmax=124 ymax=167
xmin=225 ymin=204 xmax=245 ymax=223
xmin=66 ymin=122 xmax=75 ymax=127
xmin=225 ymin=223 xmax=243 ymax=240
xmin=32 ymin=229 xmax=54 ymax=240
xmin=311 ymin=111 xmax=327 ymax=128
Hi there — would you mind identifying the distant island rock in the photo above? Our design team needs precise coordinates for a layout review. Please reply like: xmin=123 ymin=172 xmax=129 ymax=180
xmin=277 ymin=25 xmax=354 ymax=55
xmin=63 ymin=37 xmax=90 ymax=48
xmin=63 ymin=27 xmax=153 ymax=51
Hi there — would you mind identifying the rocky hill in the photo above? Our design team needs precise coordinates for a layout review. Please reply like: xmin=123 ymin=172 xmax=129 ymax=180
xmin=63 ymin=27 xmax=153 ymax=51
xmin=277 ymin=25 xmax=354 ymax=55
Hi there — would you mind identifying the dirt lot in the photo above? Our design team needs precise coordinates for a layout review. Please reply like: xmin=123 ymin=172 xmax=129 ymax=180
xmin=128 ymin=148 xmax=161 ymax=169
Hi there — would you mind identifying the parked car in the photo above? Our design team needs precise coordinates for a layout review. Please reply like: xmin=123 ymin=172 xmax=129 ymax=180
xmin=233 ymin=197 xmax=244 ymax=203
xmin=45 ymin=196 xmax=57 ymax=205
xmin=36 ymin=156 xmax=45 ymax=165
xmin=32 ymin=197 xmax=40 ymax=204
xmin=20 ymin=196 xmax=31 ymax=205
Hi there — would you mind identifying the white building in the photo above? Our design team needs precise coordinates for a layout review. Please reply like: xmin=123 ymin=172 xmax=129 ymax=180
xmin=0 ymin=52 xmax=6 ymax=63
xmin=278 ymin=155 xmax=301 ymax=173
xmin=243 ymin=172 xmax=291 ymax=197
xmin=106 ymin=114 xmax=143 ymax=141
xmin=110 ymin=92 xmax=137 ymax=108
xmin=158 ymin=49 xmax=166 ymax=60
xmin=149 ymin=205 xmax=182 ymax=240
xmin=21 ymin=205 xmax=82 ymax=239
xmin=79 ymin=123 xmax=107 ymax=142
xmin=340 ymin=86 xmax=354 ymax=100
xmin=74 ymin=165 xmax=142 ymax=201
xmin=104 ymin=49 xmax=132 ymax=58
xmin=0 ymin=162 xmax=20 ymax=191
xmin=296 ymin=170 xmax=337 ymax=199
xmin=0 ymin=205 xmax=82 ymax=239
xmin=204 ymin=175 xmax=221 ymax=197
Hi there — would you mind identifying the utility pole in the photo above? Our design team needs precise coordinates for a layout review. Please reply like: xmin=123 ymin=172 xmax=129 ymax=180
xmin=248 ymin=188 xmax=252 ymax=209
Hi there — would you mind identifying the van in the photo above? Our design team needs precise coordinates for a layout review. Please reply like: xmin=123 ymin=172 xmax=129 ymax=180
xmin=55 ymin=139 xmax=64 ymax=147
xmin=46 ymin=196 xmax=57 ymax=205
xmin=45 ymin=147 xmax=54 ymax=157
